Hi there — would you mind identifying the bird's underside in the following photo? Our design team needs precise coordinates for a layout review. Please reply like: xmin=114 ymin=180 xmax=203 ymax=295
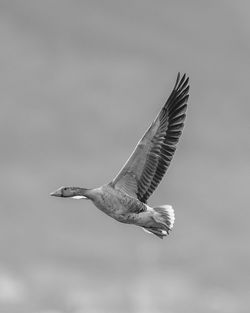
xmin=88 ymin=184 xmax=176 ymax=239
xmin=51 ymin=73 xmax=189 ymax=239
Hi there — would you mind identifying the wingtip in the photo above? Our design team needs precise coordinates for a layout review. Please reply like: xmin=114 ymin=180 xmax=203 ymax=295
xmin=174 ymin=72 xmax=189 ymax=94
xmin=174 ymin=72 xmax=181 ymax=89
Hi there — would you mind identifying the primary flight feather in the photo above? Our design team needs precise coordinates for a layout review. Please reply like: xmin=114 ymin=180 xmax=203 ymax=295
xmin=51 ymin=73 xmax=189 ymax=239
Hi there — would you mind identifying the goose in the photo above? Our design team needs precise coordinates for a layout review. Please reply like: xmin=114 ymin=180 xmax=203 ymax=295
xmin=50 ymin=73 xmax=189 ymax=239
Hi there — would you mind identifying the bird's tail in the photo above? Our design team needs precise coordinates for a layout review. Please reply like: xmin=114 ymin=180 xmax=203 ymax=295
xmin=143 ymin=205 xmax=175 ymax=239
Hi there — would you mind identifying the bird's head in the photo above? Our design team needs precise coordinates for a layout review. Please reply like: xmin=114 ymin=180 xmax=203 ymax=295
xmin=50 ymin=186 xmax=88 ymax=199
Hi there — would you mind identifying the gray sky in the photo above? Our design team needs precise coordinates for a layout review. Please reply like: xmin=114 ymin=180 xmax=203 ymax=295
xmin=0 ymin=1 xmax=249 ymax=312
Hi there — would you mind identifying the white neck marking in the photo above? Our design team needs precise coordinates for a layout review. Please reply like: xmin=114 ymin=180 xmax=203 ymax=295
xmin=71 ymin=196 xmax=87 ymax=200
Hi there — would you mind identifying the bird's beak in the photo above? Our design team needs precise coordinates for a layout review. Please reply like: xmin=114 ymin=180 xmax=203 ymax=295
xmin=50 ymin=189 xmax=62 ymax=197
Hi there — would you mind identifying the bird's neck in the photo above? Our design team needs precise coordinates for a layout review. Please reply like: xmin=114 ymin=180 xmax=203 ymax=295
xmin=72 ymin=187 xmax=92 ymax=199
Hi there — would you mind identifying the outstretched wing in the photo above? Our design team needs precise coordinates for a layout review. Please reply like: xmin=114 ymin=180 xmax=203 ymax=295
xmin=111 ymin=73 xmax=189 ymax=203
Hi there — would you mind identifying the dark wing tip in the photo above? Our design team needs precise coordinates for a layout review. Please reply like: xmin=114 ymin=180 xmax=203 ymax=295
xmin=174 ymin=72 xmax=181 ymax=89
xmin=163 ymin=73 xmax=189 ymax=113
xmin=175 ymin=73 xmax=189 ymax=91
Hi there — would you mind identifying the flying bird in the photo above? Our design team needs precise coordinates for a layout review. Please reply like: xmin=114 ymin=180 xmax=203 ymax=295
xmin=51 ymin=73 xmax=189 ymax=239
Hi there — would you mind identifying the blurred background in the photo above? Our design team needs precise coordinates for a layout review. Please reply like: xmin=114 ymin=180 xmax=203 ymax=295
xmin=0 ymin=1 xmax=249 ymax=312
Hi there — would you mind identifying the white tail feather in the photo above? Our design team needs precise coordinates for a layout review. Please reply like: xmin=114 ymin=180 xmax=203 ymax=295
xmin=153 ymin=205 xmax=175 ymax=229
xmin=142 ymin=205 xmax=175 ymax=239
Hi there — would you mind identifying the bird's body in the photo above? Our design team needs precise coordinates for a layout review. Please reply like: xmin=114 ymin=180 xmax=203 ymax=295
xmin=51 ymin=73 xmax=189 ymax=239
xmin=86 ymin=185 xmax=146 ymax=224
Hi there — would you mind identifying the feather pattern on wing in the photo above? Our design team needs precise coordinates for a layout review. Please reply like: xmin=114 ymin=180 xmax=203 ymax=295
xmin=111 ymin=73 xmax=189 ymax=203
